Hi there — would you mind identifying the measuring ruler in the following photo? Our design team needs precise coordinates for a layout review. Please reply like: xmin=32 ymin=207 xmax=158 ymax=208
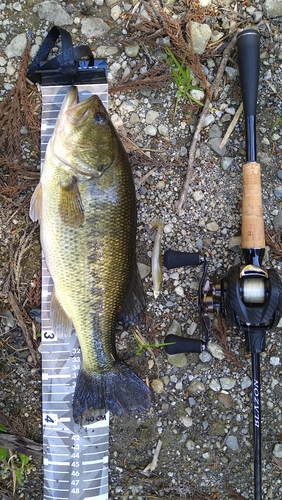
xmin=40 ymin=78 xmax=110 ymax=500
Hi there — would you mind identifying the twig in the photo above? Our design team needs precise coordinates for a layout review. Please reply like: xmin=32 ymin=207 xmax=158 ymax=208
xmin=177 ymin=33 xmax=238 ymax=212
xmin=142 ymin=439 xmax=162 ymax=474
xmin=0 ymin=432 xmax=42 ymax=457
xmin=220 ymin=102 xmax=243 ymax=149
xmin=8 ymin=292 xmax=39 ymax=366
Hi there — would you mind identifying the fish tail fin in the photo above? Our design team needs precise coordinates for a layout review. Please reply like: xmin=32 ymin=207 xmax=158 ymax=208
xmin=73 ymin=362 xmax=154 ymax=424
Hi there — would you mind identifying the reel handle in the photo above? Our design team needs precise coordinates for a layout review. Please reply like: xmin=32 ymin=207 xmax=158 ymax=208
xmin=164 ymin=334 xmax=204 ymax=354
xmin=163 ymin=249 xmax=202 ymax=269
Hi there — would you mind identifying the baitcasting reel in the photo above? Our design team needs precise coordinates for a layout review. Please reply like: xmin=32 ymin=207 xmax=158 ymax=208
xmin=163 ymin=248 xmax=282 ymax=356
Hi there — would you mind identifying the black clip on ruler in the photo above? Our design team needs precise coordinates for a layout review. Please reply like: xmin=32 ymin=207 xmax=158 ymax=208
xmin=28 ymin=27 xmax=110 ymax=500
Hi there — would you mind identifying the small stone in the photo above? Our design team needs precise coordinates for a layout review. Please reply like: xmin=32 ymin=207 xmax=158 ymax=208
xmin=137 ymin=262 xmax=151 ymax=279
xmin=33 ymin=1 xmax=72 ymax=25
xmin=220 ymin=377 xmax=236 ymax=390
xmin=208 ymin=137 xmax=227 ymax=156
xmin=226 ymin=435 xmax=239 ymax=451
xmin=144 ymin=125 xmax=157 ymax=136
xmin=270 ymin=357 xmax=280 ymax=366
xmin=180 ymin=416 xmax=193 ymax=428
xmin=206 ymin=221 xmax=219 ymax=232
xmin=145 ymin=110 xmax=159 ymax=124
xmin=180 ymin=146 xmax=187 ymax=156
xmin=175 ymin=285 xmax=185 ymax=297
xmin=186 ymin=439 xmax=195 ymax=450
xmin=5 ymin=33 xmax=27 ymax=58
xmin=190 ymin=89 xmax=205 ymax=102
xmin=190 ymin=21 xmax=212 ymax=55
xmin=241 ymin=376 xmax=252 ymax=390
xmin=229 ymin=235 xmax=241 ymax=253
xmin=124 ymin=44 xmax=140 ymax=58
xmin=0 ymin=56 xmax=6 ymax=66
xmin=192 ymin=190 xmax=205 ymax=202
xmin=274 ymin=210 xmax=282 ymax=229
xmin=203 ymin=114 xmax=215 ymax=127
xmin=221 ymin=157 xmax=234 ymax=170
xmin=274 ymin=187 xmax=282 ymax=200
xmin=225 ymin=66 xmax=238 ymax=80
xmin=273 ymin=443 xmax=282 ymax=458
xmin=209 ymin=379 xmax=221 ymax=392
xmin=81 ymin=17 xmax=110 ymax=38
xmin=199 ymin=351 xmax=212 ymax=363
xmin=263 ymin=0 xmax=282 ymax=18
xmin=110 ymin=4 xmax=122 ymax=20
xmin=187 ymin=380 xmax=205 ymax=395
xmin=151 ymin=378 xmax=164 ymax=393
xmin=217 ymin=393 xmax=233 ymax=409
xmin=208 ymin=342 xmax=225 ymax=360
xmin=158 ymin=124 xmax=168 ymax=136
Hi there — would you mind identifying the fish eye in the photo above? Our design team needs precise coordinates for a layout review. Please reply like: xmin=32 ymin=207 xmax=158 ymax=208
xmin=94 ymin=112 xmax=106 ymax=125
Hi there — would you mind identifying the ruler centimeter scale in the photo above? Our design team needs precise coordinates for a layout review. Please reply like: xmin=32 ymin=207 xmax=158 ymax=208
xmin=40 ymin=80 xmax=110 ymax=500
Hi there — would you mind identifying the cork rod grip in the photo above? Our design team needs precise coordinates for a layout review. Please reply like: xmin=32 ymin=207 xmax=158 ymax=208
xmin=241 ymin=162 xmax=265 ymax=249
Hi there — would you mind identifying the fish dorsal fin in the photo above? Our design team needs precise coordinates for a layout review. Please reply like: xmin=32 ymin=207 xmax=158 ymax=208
xmin=29 ymin=183 xmax=43 ymax=222
xmin=59 ymin=176 xmax=84 ymax=227
xmin=50 ymin=289 xmax=73 ymax=338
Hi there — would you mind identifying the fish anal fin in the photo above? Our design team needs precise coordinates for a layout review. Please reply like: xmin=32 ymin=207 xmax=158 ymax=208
xmin=50 ymin=290 xmax=73 ymax=338
xmin=29 ymin=183 xmax=43 ymax=222
xmin=59 ymin=176 xmax=84 ymax=227
xmin=117 ymin=265 xmax=146 ymax=328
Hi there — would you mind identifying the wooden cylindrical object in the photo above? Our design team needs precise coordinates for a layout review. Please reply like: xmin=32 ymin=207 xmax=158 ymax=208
xmin=241 ymin=162 xmax=265 ymax=249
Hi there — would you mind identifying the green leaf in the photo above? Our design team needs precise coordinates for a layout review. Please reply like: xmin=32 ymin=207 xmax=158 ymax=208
xmin=19 ymin=453 xmax=29 ymax=467
xmin=0 ymin=447 xmax=7 ymax=461
xmin=0 ymin=424 xmax=7 ymax=432
xmin=15 ymin=468 xmax=23 ymax=485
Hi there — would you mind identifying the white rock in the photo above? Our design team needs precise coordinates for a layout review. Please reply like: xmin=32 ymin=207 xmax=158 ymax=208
xmin=0 ymin=56 xmax=6 ymax=66
xmin=187 ymin=380 xmax=205 ymax=395
xmin=146 ymin=110 xmax=159 ymax=124
xmin=81 ymin=17 xmax=110 ymax=38
xmin=190 ymin=21 xmax=212 ymax=55
xmin=241 ymin=376 xmax=252 ymax=390
xmin=226 ymin=435 xmax=239 ymax=451
xmin=263 ymin=0 xmax=282 ymax=18
xmin=206 ymin=221 xmax=219 ymax=232
xmin=192 ymin=190 xmax=205 ymax=202
xmin=158 ymin=124 xmax=168 ymax=136
xmin=181 ymin=416 xmax=193 ymax=428
xmin=209 ymin=378 xmax=221 ymax=392
xmin=273 ymin=443 xmax=282 ymax=458
xmin=111 ymin=4 xmax=122 ymax=20
xmin=208 ymin=342 xmax=225 ymax=360
xmin=5 ymin=33 xmax=27 ymax=58
xmin=220 ymin=377 xmax=236 ymax=390
xmin=175 ymin=285 xmax=185 ymax=297
xmin=33 ymin=1 xmax=72 ymax=25
xmin=124 ymin=44 xmax=140 ymax=58
xmin=144 ymin=125 xmax=157 ymax=136
xmin=270 ymin=356 xmax=280 ymax=366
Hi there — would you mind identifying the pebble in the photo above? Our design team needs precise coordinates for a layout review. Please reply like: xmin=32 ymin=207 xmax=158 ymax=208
xmin=241 ymin=376 xmax=252 ymax=390
xmin=221 ymin=157 xmax=234 ymax=170
xmin=187 ymin=380 xmax=206 ymax=395
xmin=273 ymin=443 xmax=282 ymax=458
xmin=5 ymin=33 xmax=27 ymax=58
xmin=206 ymin=221 xmax=219 ymax=232
xmin=225 ymin=435 xmax=239 ymax=451
xmin=181 ymin=416 xmax=193 ymax=428
xmin=81 ymin=17 xmax=110 ymax=38
xmin=151 ymin=378 xmax=164 ymax=393
xmin=217 ymin=393 xmax=233 ymax=409
xmin=199 ymin=351 xmax=212 ymax=363
xmin=209 ymin=378 xmax=221 ymax=392
xmin=158 ymin=124 xmax=168 ymax=136
xmin=144 ymin=125 xmax=157 ymax=136
xmin=145 ymin=110 xmax=159 ymax=124
xmin=208 ymin=343 xmax=225 ymax=360
xmin=186 ymin=439 xmax=196 ymax=450
xmin=270 ymin=356 xmax=280 ymax=366
xmin=192 ymin=190 xmax=205 ymax=202
xmin=190 ymin=21 xmax=212 ymax=55
xmin=208 ymin=137 xmax=227 ymax=156
xmin=220 ymin=377 xmax=236 ymax=390
xmin=33 ymin=1 xmax=72 ymax=25
xmin=273 ymin=186 xmax=282 ymax=199
xmin=110 ymin=4 xmax=122 ymax=20
xmin=124 ymin=44 xmax=140 ymax=58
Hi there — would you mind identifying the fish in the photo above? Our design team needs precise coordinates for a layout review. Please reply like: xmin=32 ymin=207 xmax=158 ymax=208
xmin=30 ymin=86 xmax=153 ymax=423
xmin=151 ymin=219 xmax=164 ymax=299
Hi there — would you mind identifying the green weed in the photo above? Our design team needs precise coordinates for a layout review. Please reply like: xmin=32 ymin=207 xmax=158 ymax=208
xmin=165 ymin=47 xmax=204 ymax=116
xmin=0 ymin=426 xmax=33 ymax=493
xmin=133 ymin=329 xmax=175 ymax=356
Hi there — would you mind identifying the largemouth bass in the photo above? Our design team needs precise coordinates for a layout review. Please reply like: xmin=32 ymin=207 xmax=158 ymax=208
xmin=30 ymin=86 xmax=153 ymax=423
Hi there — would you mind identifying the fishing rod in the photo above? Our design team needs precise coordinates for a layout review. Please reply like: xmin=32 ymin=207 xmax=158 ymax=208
xmin=163 ymin=29 xmax=282 ymax=499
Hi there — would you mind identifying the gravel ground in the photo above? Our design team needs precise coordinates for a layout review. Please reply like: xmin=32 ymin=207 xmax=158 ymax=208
xmin=1 ymin=1 xmax=282 ymax=499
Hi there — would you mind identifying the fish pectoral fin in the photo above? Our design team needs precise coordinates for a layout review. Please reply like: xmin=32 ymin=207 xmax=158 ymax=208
xmin=117 ymin=265 xmax=146 ymax=328
xmin=29 ymin=183 xmax=43 ymax=222
xmin=59 ymin=176 xmax=84 ymax=227
xmin=50 ymin=290 xmax=73 ymax=338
